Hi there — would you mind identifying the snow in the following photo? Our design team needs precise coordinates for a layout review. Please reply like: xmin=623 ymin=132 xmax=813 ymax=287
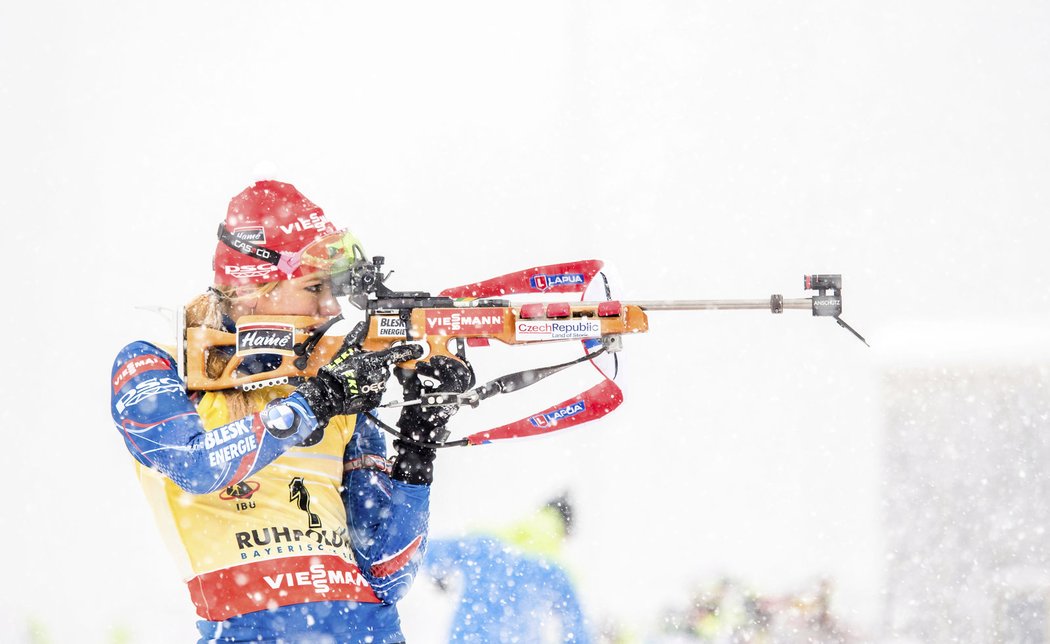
xmin=2 ymin=1 xmax=1049 ymax=642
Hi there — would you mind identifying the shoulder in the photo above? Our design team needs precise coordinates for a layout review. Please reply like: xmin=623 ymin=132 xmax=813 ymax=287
xmin=113 ymin=340 xmax=173 ymax=357
xmin=111 ymin=341 xmax=179 ymax=385
xmin=111 ymin=341 xmax=189 ymax=418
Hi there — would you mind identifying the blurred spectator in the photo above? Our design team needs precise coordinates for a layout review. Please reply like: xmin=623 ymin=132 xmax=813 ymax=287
xmin=423 ymin=493 xmax=591 ymax=643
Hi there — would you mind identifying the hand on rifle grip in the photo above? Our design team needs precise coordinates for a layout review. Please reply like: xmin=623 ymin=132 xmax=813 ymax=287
xmin=392 ymin=355 xmax=475 ymax=485
xmin=397 ymin=354 xmax=476 ymax=399
xmin=297 ymin=342 xmax=425 ymax=427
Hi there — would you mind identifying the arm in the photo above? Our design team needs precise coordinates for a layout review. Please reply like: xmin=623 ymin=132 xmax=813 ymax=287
xmin=342 ymin=355 xmax=473 ymax=602
xmin=111 ymin=341 xmax=320 ymax=495
xmin=343 ymin=413 xmax=430 ymax=603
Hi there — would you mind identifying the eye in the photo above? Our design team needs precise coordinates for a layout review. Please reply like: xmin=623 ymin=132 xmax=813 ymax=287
xmin=305 ymin=283 xmax=324 ymax=294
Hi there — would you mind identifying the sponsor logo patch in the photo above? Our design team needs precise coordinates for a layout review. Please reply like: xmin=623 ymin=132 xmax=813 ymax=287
xmin=115 ymin=376 xmax=183 ymax=413
xmin=220 ymin=480 xmax=261 ymax=501
xmin=204 ymin=417 xmax=259 ymax=467
xmin=225 ymin=264 xmax=280 ymax=279
xmin=237 ymin=322 xmax=295 ymax=356
xmin=424 ymin=309 xmax=504 ymax=335
xmin=232 ymin=227 xmax=266 ymax=243
xmin=529 ymin=272 xmax=586 ymax=291
xmin=529 ymin=401 xmax=587 ymax=428
xmin=112 ymin=354 xmax=171 ymax=393
xmin=515 ymin=320 xmax=602 ymax=341
xmin=278 ymin=212 xmax=332 ymax=235
xmin=235 ymin=525 xmax=350 ymax=551
xmin=375 ymin=316 xmax=408 ymax=338
xmin=263 ymin=562 xmax=369 ymax=594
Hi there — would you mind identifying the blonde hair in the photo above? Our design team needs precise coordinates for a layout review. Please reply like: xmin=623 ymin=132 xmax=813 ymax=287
xmin=184 ymin=282 xmax=281 ymax=418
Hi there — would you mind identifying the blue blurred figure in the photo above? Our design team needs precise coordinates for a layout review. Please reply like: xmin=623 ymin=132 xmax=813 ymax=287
xmin=424 ymin=494 xmax=592 ymax=643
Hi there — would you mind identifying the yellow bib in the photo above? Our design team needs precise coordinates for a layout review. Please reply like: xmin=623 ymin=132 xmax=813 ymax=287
xmin=135 ymin=386 xmax=380 ymax=620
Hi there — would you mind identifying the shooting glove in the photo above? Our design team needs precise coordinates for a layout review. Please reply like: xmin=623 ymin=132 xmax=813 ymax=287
xmin=297 ymin=341 xmax=424 ymax=428
xmin=392 ymin=355 xmax=475 ymax=485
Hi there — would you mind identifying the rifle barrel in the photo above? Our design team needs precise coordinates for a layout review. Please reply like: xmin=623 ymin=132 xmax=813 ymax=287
xmin=626 ymin=298 xmax=812 ymax=312
xmin=450 ymin=297 xmax=815 ymax=313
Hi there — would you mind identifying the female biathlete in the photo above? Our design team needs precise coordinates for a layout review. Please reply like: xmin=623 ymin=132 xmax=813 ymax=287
xmin=110 ymin=180 xmax=470 ymax=643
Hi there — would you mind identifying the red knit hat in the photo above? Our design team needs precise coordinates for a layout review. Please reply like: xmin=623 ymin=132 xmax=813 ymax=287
xmin=213 ymin=180 xmax=340 ymax=286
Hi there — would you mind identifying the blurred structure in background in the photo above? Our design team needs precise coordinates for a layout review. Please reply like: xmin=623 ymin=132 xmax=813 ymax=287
xmin=883 ymin=362 xmax=1050 ymax=643
xmin=652 ymin=576 xmax=855 ymax=643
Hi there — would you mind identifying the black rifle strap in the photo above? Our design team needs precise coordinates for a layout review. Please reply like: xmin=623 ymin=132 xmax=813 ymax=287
xmin=373 ymin=345 xmax=610 ymax=448
xmin=293 ymin=315 xmax=352 ymax=369
xmin=470 ymin=345 xmax=608 ymax=402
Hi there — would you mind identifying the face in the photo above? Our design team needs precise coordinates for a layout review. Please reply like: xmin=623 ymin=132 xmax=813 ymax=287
xmin=234 ymin=275 xmax=342 ymax=320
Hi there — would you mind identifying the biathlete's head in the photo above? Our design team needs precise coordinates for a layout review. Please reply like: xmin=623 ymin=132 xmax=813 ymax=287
xmin=210 ymin=180 xmax=366 ymax=322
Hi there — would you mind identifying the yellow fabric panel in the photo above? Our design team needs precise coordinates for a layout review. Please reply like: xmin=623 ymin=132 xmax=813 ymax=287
xmin=136 ymin=385 xmax=358 ymax=579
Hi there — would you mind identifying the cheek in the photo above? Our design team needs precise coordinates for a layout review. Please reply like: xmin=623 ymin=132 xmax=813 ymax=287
xmin=285 ymin=293 xmax=318 ymax=314
xmin=256 ymin=290 xmax=310 ymax=315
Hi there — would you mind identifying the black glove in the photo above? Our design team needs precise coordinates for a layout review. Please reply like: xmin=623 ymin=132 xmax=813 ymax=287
xmin=391 ymin=355 xmax=475 ymax=485
xmin=297 ymin=341 xmax=424 ymax=427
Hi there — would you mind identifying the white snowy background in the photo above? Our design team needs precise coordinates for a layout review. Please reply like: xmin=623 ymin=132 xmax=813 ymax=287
xmin=2 ymin=1 xmax=1049 ymax=642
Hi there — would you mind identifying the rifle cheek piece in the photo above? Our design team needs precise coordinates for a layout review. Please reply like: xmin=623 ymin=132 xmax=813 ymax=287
xmin=183 ymin=315 xmax=349 ymax=391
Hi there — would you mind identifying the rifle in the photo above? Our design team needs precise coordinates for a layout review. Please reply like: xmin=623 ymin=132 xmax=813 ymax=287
xmin=338 ymin=258 xmax=866 ymax=446
xmin=170 ymin=258 xmax=866 ymax=446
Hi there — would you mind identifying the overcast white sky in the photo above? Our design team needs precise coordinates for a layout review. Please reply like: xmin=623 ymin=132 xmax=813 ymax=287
xmin=2 ymin=2 xmax=1048 ymax=642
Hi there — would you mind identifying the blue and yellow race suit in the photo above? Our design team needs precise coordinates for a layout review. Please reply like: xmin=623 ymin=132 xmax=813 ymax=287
xmin=110 ymin=340 xmax=429 ymax=643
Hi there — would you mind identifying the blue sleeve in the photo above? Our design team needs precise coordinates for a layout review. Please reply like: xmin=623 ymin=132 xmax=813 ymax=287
xmin=343 ymin=413 xmax=431 ymax=603
xmin=111 ymin=341 xmax=321 ymax=495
